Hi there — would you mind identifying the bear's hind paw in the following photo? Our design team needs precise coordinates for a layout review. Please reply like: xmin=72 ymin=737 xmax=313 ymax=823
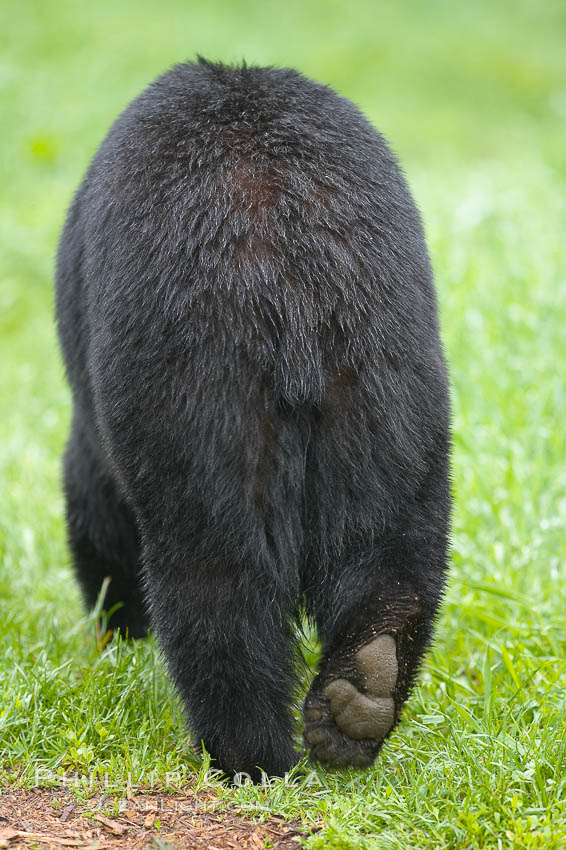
xmin=303 ymin=634 xmax=398 ymax=768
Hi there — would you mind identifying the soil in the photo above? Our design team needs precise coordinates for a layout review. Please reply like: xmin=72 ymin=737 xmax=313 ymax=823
xmin=0 ymin=787 xmax=316 ymax=849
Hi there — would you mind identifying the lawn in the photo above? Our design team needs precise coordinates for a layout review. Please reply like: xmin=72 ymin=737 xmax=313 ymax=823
xmin=1 ymin=0 xmax=565 ymax=847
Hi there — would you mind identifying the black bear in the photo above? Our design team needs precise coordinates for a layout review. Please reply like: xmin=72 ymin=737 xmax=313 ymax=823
xmin=56 ymin=59 xmax=451 ymax=781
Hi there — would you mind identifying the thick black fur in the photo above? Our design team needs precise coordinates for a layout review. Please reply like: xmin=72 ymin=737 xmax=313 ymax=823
xmin=55 ymin=59 xmax=451 ymax=781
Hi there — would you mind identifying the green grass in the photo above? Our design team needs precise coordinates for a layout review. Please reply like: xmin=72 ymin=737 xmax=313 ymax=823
xmin=1 ymin=0 xmax=565 ymax=847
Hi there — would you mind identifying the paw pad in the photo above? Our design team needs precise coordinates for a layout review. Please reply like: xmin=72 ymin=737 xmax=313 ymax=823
xmin=323 ymin=635 xmax=397 ymax=740
xmin=303 ymin=632 xmax=399 ymax=768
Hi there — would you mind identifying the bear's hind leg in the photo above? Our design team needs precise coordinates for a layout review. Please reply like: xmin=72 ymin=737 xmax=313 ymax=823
xmin=63 ymin=413 xmax=149 ymax=638
xmin=303 ymin=459 xmax=450 ymax=768
xmin=141 ymin=516 xmax=301 ymax=782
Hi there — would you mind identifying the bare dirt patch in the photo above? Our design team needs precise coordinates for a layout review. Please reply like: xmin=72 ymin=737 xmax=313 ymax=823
xmin=0 ymin=787 xmax=313 ymax=849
